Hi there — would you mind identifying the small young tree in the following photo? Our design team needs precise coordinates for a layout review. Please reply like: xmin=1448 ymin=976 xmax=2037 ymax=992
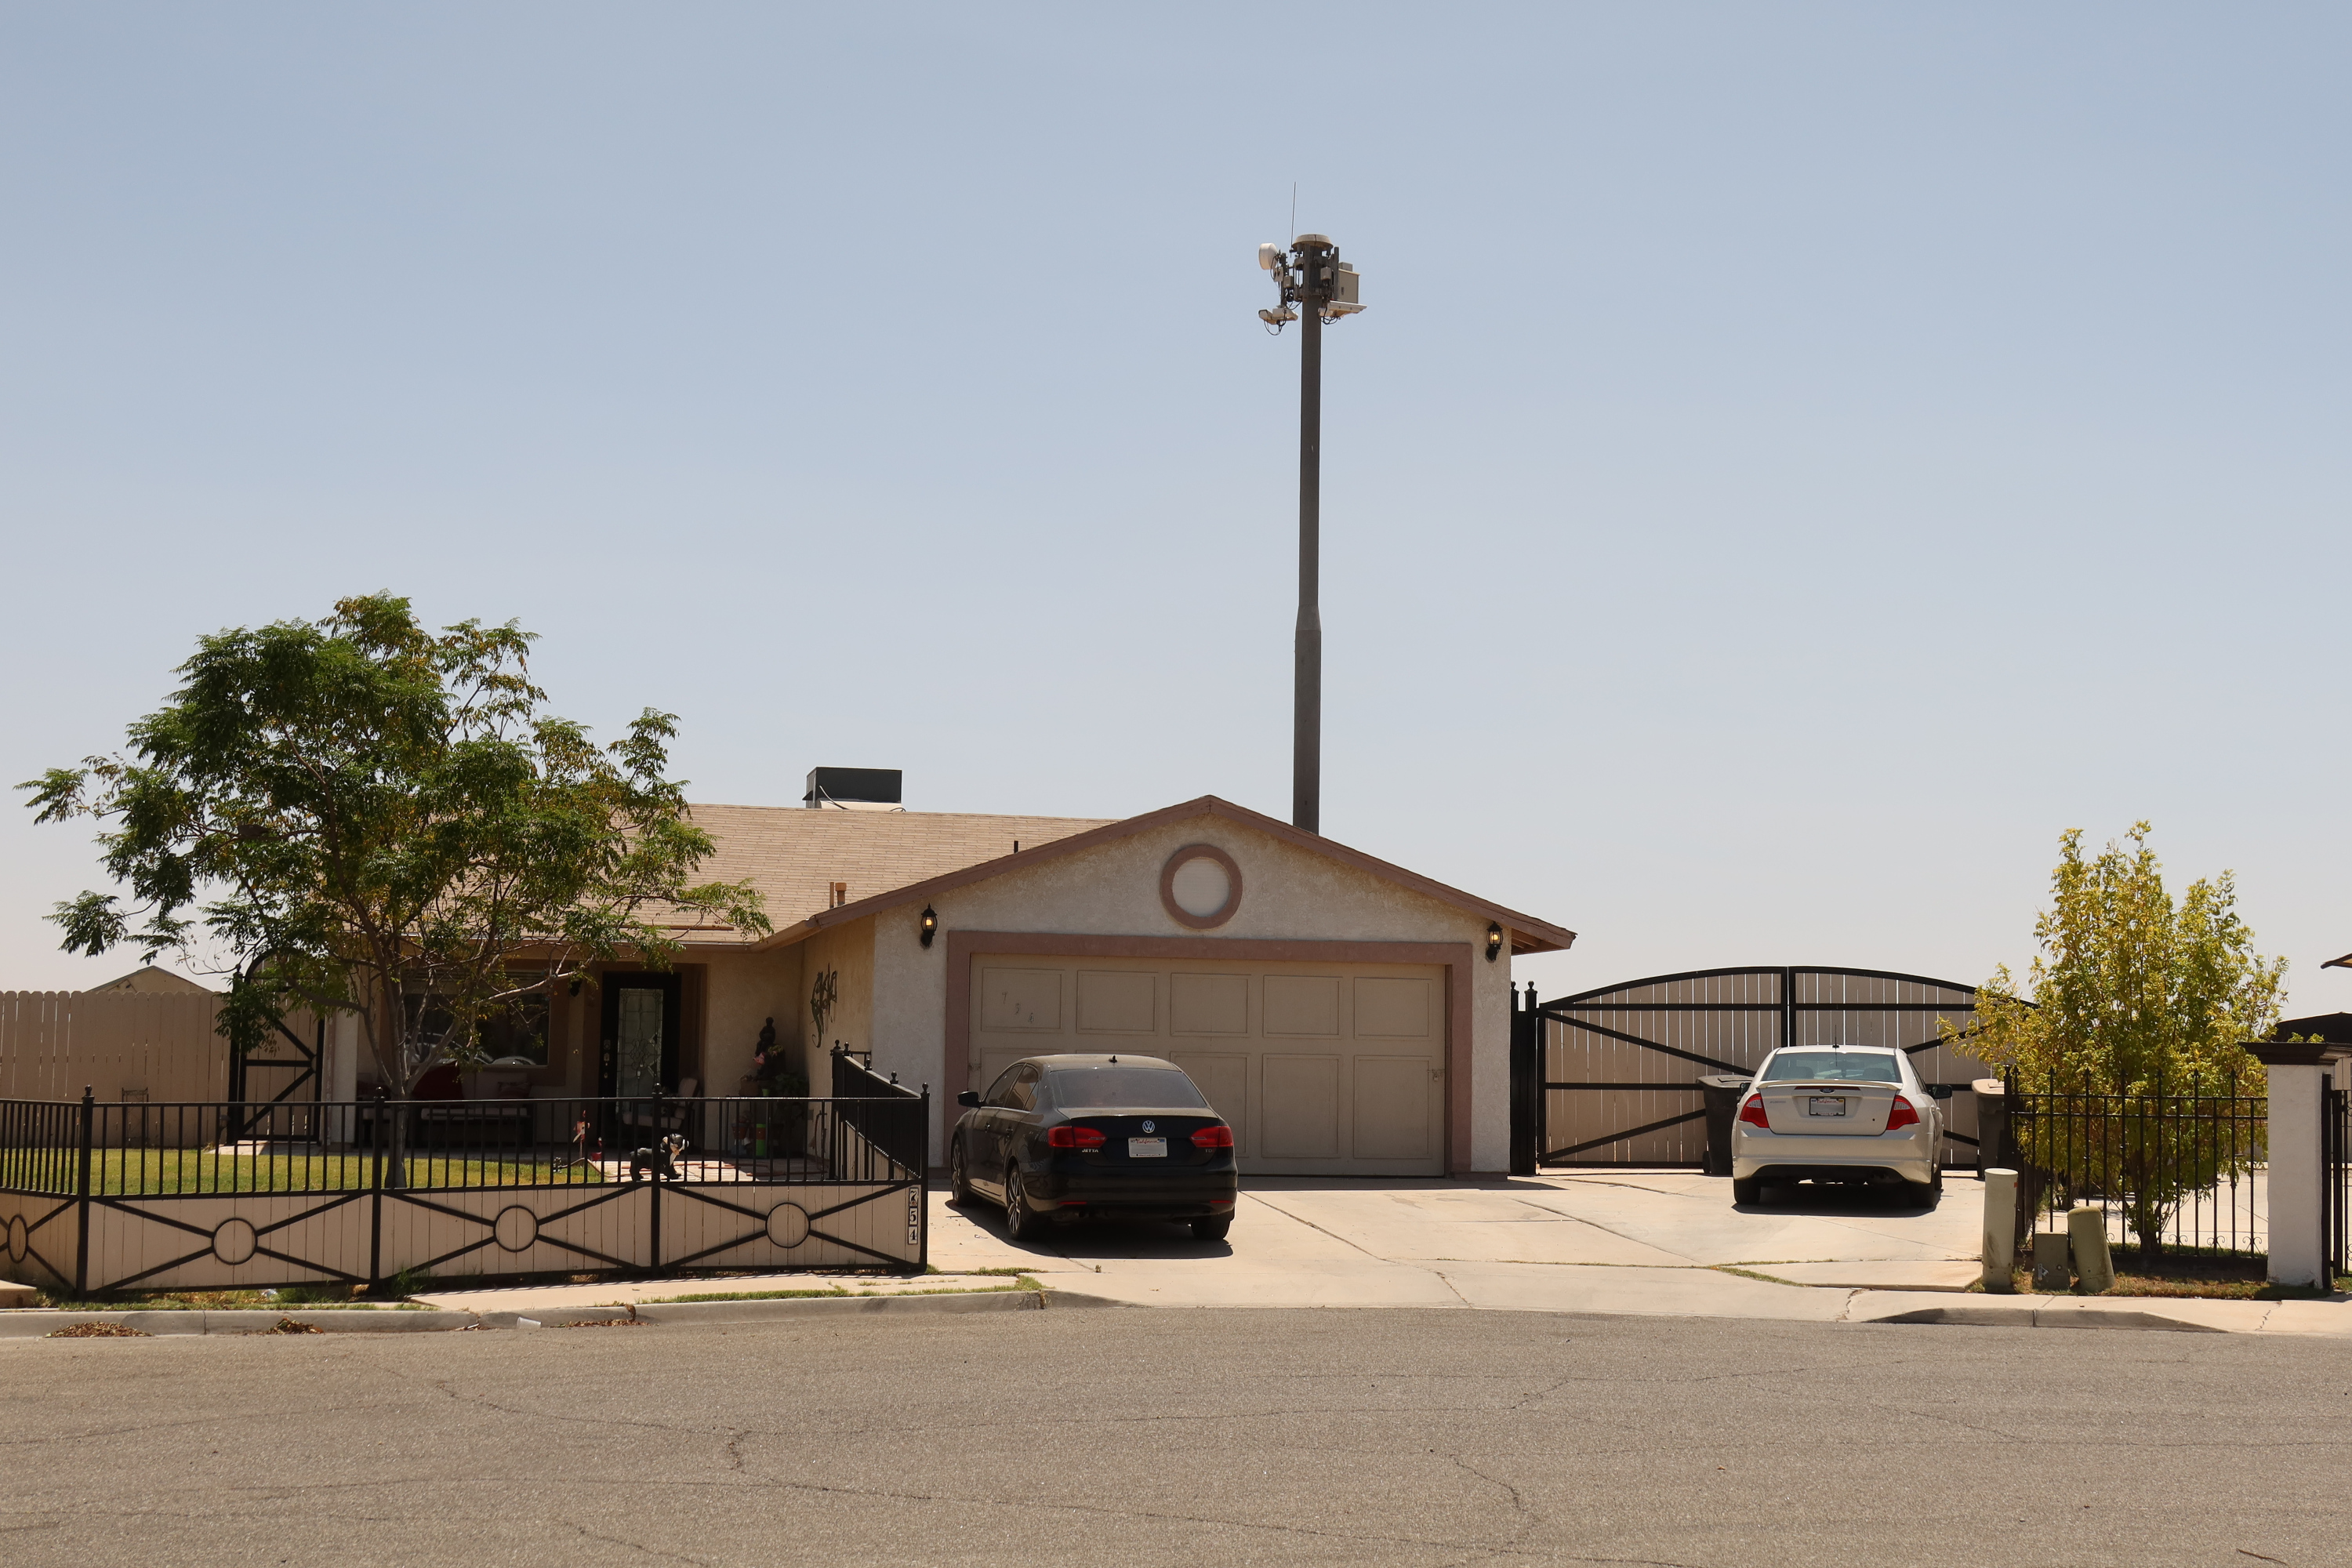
xmin=1957 ymin=823 xmax=2284 ymax=1257
xmin=23 ymin=594 xmax=771 ymax=1107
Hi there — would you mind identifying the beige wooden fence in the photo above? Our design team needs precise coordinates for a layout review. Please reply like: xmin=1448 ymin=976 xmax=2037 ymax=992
xmin=0 ymin=991 xmax=269 ymax=1103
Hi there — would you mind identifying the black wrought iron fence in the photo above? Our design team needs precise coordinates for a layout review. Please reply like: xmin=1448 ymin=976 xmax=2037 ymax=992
xmin=2008 ymin=1072 xmax=2267 ymax=1265
xmin=0 ymin=1090 xmax=929 ymax=1294
xmin=831 ymin=1047 xmax=928 ymax=1175
xmin=0 ymin=1092 xmax=923 ymax=1197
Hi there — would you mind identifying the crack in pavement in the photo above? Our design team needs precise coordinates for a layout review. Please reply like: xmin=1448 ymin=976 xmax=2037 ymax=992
xmin=1244 ymin=1191 xmax=1488 ymax=1307
xmin=564 ymin=1520 xmax=720 ymax=1566
xmin=1498 ymin=1196 xmax=1705 ymax=1265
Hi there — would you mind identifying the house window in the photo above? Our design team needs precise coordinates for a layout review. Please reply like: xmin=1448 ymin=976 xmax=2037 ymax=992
xmin=401 ymin=976 xmax=552 ymax=1067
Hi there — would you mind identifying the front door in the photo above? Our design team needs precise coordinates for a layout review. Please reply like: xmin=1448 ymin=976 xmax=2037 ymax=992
xmin=600 ymin=974 xmax=682 ymax=1098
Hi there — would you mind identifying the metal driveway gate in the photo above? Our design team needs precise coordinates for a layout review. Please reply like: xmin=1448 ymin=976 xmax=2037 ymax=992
xmin=1530 ymin=967 xmax=1995 ymax=1169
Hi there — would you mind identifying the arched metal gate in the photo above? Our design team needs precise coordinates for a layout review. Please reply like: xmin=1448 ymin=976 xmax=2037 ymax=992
xmin=1515 ymin=967 xmax=1995 ymax=1170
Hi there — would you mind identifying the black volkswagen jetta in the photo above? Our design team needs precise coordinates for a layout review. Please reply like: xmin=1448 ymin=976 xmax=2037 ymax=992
xmin=949 ymin=1054 xmax=1239 ymax=1242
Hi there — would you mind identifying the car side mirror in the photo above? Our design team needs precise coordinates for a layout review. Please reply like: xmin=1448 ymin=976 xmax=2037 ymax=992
xmin=1925 ymin=1083 xmax=1954 ymax=1101
xmin=956 ymin=1091 xmax=981 ymax=1108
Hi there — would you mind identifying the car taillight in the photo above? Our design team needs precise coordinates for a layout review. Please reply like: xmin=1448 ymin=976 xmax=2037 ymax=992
xmin=1047 ymin=1125 xmax=1107 ymax=1149
xmin=1886 ymin=1096 xmax=1920 ymax=1131
xmin=1191 ymin=1123 xmax=1234 ymax=1149
xmin=1737 ymin=1094 xmax=1769 ymax=1128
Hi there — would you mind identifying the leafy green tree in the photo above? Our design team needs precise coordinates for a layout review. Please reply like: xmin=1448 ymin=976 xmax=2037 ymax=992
xmin=23 ymin=594 xmax=770 ymax=1100
xmin=1957 ymin=823 xmax=2283 ymax=1257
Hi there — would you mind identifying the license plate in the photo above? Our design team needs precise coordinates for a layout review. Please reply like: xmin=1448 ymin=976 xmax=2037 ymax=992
xmin=1128 ymin=1137 xmax=1167 ymax=1158
xmin=1807 ymin=1097 xmax=1847 ymax=1117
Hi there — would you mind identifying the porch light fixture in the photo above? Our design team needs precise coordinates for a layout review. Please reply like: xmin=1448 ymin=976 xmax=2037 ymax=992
xmin=1486 ymin=922 xmax=1504 ymax=963
xmin=919 ymin=906 xmax=938 ymax=949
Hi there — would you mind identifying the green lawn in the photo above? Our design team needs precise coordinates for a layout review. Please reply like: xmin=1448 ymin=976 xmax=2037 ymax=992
xmin=1 ymin=1149 xmax=604 ymax=1196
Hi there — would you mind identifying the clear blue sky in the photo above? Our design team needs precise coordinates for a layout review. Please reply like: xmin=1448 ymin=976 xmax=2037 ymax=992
xmin=5 ymin=4 xmax=2347 ymax=1009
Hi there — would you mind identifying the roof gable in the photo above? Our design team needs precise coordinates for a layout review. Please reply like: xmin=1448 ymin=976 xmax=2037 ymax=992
xmin=748 ymin=795 xmax=1575 ymax=955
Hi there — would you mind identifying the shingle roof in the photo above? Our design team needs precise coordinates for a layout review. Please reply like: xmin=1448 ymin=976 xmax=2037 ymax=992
xmin=730 ymin=794 xmax=1578 ymax=956
xmin=678 ymin=803 xmax=1114 ymax=935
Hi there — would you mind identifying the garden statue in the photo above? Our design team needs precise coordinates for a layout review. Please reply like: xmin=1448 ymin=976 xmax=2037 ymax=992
xmin=751 ymin=1016 xmax=806 ymax=1097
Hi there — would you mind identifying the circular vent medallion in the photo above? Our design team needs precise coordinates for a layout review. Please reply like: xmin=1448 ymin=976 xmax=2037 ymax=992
xmin=1160 ymin=844 xmax=1243 ymax=930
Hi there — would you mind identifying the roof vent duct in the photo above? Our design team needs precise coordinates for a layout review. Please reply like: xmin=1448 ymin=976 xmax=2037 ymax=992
xmin=804 ymin=768 xmax=905 ymax=811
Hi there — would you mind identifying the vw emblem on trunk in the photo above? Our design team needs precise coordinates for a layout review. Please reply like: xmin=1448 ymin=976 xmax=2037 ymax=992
xmin=1141 ymin=1120 xmax=1155 ymax=1133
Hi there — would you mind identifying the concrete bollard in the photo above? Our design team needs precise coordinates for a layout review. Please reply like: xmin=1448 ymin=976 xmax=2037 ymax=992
xmin=2030 ymin=1230 xmax=2072 ymax=1293
xmin=1981 ymin=1168 xmax=2018 ymax=1292
xmin=2067 ymin=1207 xmax=2116 ymax=1294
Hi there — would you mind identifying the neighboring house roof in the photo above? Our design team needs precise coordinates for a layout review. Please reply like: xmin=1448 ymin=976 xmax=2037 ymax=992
xmin=735 ymin=793 xmax=1577 ymax=956
xmin=2325 ymin=953 xmax=2352 ymax=971
xmin=85 ymin=965 xmax=217 ymax=996
xmin=2277 ymin=1011 xmax=2352 ymax=1044
xmin=681 ymin=803 xmax=1116 ymax=934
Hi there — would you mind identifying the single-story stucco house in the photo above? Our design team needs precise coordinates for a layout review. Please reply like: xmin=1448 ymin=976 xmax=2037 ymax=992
xmin=336 ymin=785 xmax=1574 ymax=1177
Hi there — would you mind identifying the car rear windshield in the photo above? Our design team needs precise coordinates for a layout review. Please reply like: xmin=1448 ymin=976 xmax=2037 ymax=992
xmin=1759 ymin=1051 xmax=1901 ymax=1084
xmin=1046 ymin=1066 xmax=1209 ymax=1109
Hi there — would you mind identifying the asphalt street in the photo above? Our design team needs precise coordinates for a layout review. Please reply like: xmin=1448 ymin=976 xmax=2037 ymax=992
xmin=3 ymin=1308 xmax=2347 ymax=1567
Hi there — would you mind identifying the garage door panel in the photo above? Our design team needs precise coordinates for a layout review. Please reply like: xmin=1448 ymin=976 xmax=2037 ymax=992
xmin=1169 ymin=973 xmax=1248 ymax=1035
xmin=1075 ymin=971 xmax=1155 ymax=1034
xmin=1259 ymin=1054 xmax=1341 ymax=1159
xmin=971 ymin=954 xmax=1443 ymax=1176
xmin=982 ymin=968 xmax=1062 ymax=1032
xmin=1168 ymin=1051 xmax=1249 ymax=1156
xmin=1353 ymin=1056 xmax=1435 ymax=1160
xmin=1353 ymin=978 xmax=1432 ymax=1038
xmin=1263 ymin=975 xmax=1341 ymax=1036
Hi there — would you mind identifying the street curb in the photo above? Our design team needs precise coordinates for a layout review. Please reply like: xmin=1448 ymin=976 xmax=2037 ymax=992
xmin=576 ymin=1290 xmax=1047 ymax=1327
xmin=1863 ymin=1304 xmax=2228 ymax=1333
xmin=0 ymin=1309 xmax=477 ymax=1338
xmin=2 ymin=1288 xmax=1098 ymax=1336
xmin=1040 ymin=1289 xmax=1133 ymax=1309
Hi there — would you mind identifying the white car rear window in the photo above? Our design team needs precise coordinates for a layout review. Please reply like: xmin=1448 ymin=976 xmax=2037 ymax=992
xmin=1759 ymin=1051 xmax=1901 ymax=1084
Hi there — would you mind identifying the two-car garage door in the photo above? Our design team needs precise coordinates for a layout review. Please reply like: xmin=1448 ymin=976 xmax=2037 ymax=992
xmin=969 ymin=953 xmax=1446 ymax=1176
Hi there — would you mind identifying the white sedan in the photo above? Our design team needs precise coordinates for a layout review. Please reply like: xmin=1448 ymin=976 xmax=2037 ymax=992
xmin=1730 ymin=1045 xmax=1943 ymax=1207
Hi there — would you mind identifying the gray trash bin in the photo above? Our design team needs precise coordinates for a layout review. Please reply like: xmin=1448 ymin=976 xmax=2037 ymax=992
xmin=1698 ymin=1075 xmax=1753 ymax=1177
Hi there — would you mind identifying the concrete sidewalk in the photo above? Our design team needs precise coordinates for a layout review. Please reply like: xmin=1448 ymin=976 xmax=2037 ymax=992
xmin=929 ymin=1171 xmax=2352 ymax=1336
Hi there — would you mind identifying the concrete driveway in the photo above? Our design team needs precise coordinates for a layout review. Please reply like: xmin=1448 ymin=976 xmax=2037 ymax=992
xmin=933 ymin=1169 xmax=1986 ymax=1318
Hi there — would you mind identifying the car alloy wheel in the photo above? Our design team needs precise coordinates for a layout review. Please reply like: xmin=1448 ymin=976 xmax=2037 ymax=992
xmin=1004 ymin=1166 xmax=1047 ymax=1241
xmin=949 ymin=1141 xmax=972 ymax=1204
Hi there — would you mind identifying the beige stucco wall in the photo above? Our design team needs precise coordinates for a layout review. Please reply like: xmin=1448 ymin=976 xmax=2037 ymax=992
xmin=697 ymin=946 xmax=804 ymax=1095
xmin=798 ymin=918 xmax=877 ymax=1084
xmin=848 ymin=818 xmax=1519 ymax=1172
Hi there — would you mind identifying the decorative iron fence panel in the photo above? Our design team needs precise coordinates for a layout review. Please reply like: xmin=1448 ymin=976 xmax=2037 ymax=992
xmin=831 ymin=1047 xmax=928 ymax=1176
xmin=0 ymin=1091 xmax=926 ymax=1295
xmin=1534 ymin=967 xmax=1992 ymax=1167
xmin=2010 ymin=1074 xmax=2267 ymax=1265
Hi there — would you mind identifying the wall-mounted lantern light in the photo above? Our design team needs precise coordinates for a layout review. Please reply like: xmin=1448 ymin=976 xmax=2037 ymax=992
xmin=1486 ymin=922 xmax=1504 ymax=963
xmin=919 ymin=906 xmax=938 ymax=949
